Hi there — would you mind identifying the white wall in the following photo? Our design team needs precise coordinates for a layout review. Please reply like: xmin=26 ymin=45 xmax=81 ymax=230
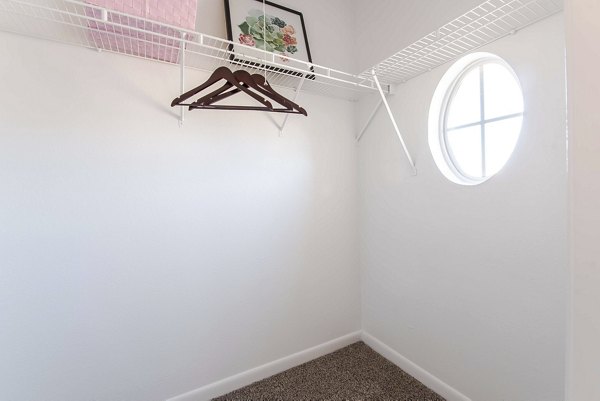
xmin=0 ymin=2 xmax=360 ymax=399
xmin=358 ymin=14 xmax=567 ymax=401
xmin=565 ymin=0 xmax=600 ymax=399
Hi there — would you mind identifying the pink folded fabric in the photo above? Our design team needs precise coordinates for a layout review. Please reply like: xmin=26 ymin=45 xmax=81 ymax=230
xmin=84 ymin=0 xmax=197 ymax=63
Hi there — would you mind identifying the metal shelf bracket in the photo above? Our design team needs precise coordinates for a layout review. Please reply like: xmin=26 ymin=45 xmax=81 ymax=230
xmin=370 ymin=69 xmax=417 ymax=176
xmin=178 ymin=31 xmax=186 ymax=127
xmin=279 ymin=75 xmax=306 ymax=136
xmin=356 ymin=98 xmax=383 ymax=142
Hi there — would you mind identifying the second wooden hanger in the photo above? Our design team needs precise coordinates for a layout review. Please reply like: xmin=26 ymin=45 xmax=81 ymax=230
xmin=171 ymin=66 xmax=307 ymax=115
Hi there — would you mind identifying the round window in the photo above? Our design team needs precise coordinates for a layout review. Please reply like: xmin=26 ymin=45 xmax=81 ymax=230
xmin=429 ymin=53 xmax=524 ymax=185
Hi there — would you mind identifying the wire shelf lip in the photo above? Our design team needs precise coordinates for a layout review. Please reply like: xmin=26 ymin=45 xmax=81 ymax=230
xmin=0 ymin=0 xmax=383 ymax=101
xmin=362 ymin=0 xmax=563 ymax=85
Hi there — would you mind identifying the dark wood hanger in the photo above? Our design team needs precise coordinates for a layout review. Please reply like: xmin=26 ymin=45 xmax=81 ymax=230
xmin=251 ymin=73 xmax=306 ymax=115
xmin=171 ymin=66 xmax=307 ymax=115
xmin=171 ymin=66 xmax=273 ymax=111
xmin=191 ymin=70 xmax=306 ymax=116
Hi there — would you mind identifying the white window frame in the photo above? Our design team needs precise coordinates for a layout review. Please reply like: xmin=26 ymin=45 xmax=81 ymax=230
xmin=429 ymin=53 xmax=524 ymax=186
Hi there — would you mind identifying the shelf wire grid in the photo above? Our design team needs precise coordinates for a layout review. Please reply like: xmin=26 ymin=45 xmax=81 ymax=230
xmin=361 ymin=0 xmax=563 ymax=85
xmin=0 ymin=0 xmax=384 ymax=101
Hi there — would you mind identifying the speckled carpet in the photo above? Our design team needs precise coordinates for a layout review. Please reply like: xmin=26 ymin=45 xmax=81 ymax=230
xmin=212 ymin=341 xmax=445 ymax=401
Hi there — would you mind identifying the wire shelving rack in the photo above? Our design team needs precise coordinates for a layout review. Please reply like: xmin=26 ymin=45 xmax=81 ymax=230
xmin=0 ymin=0 xmax=385 ymax=102
xmin=360 ymin=0 xmax=563 ymax=86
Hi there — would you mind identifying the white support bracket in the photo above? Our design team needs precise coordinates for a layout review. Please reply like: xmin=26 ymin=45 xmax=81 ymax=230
xmin=279 ymin=75 xmax=306 ymax=136
xmin=371 ymin=69 xmax=417 ymax=176
xmin=178 ymin=31 xmax=186 ymax=127
xmin=356 ymin=98 xmax=383 ymax=142
xmin=94 ymin=8 xmax=108 ymax=52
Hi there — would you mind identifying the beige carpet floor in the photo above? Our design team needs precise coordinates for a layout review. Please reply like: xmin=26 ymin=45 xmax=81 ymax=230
xmin=212 ymin=341 xmax=445 ymax=401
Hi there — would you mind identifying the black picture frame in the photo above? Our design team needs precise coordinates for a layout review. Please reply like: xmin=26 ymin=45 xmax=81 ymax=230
xmin=224 ymin=0 xmax=315 ymax=80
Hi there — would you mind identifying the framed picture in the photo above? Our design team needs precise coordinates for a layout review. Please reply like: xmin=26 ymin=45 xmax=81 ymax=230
xmin=224 ymin=0 xmax=314 ymax=79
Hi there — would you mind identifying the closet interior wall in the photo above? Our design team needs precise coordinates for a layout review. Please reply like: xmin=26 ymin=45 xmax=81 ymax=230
xmin=357 ymin=13 xmax=567 ymax=401
xmin=0 ymin=2 xmax=361 ymax=401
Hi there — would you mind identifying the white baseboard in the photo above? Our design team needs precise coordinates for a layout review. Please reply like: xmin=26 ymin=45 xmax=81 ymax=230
xmin=361 ymin=332 xmax=472 ymax=401
xmin=167 ymin=331 xmax=470 ymax=401
xmin=166 ymin=331 xmax=362 ymax=401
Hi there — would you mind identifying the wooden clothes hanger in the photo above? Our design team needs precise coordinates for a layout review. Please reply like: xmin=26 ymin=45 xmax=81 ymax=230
xmin=171 ymin=66 xmax=273 ymax=111
xmin=171 ymin=66 xmax=308 ymax=115
xmin=192 ymin=70 xmax=307 ymax=115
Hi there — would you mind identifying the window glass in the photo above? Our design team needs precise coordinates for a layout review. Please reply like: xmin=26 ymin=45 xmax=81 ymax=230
xmin=446 ymin=125 xmax=483 ymax=178
xmin=446 ymin=67 xmax=481 ymax=128
xmin=483 ymin=63 xmax=524 ymax=120
xmin=484 ymin=116 xmax=523 ymax=176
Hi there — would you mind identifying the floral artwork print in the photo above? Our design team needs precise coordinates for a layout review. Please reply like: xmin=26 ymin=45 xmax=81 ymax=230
xmin=238 ymin=10 xmax=298 ymax=62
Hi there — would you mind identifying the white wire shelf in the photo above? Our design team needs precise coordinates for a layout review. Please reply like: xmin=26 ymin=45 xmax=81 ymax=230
xmin=361 ymin=0 xmax=563 ymax=85
xmin=0 ymin=0 xmax=386 ymax=101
